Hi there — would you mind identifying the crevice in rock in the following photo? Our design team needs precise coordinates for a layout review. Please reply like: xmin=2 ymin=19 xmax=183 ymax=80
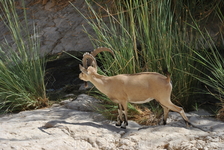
xmin=45 ymin=52 xmax=85 ymax=100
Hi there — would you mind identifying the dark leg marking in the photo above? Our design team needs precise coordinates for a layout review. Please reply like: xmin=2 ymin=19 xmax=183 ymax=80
xmin=116 ymin=104 xmax=123 ymax=126
xmin=121 ymin=103 xmax=128 ymax=129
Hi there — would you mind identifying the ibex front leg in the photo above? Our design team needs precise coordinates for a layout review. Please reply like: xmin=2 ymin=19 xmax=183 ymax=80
xmin=116 ymin=104 xmax=123 ymax=127
xmin=116 ymin=103 xmax=128 ymax=129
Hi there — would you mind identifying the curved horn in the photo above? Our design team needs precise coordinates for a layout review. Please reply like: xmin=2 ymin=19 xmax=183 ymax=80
xmin=91 ymin=47 xmax=114 ymax=57
xmin=82 ymin=52 xmax=97 ymax=69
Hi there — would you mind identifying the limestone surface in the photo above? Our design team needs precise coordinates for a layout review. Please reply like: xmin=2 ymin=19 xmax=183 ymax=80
xmin=1 ymin=94 xmax=224 ymax=150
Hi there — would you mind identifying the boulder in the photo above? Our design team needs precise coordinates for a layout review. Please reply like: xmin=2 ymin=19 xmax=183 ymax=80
xmin=0 ymin=0 xmax=94 ymax=55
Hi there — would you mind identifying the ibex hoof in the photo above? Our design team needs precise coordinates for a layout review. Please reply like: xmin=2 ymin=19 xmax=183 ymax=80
xmin=163 ymin=120 xmax=167 ymax=125
xmin=121 ymin=126 xmax=126 ymax=129
xmin=116 ymin=123 xmax=122 ymax=126
xmin=186 ymin=121 xmax=192 ymax=128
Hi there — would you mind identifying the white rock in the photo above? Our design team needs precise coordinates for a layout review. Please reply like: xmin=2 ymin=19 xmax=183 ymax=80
xmin=0 ymin=95 xmax=224 ymax=150
xmin=64 ymin=94 xmax=102 ymax=112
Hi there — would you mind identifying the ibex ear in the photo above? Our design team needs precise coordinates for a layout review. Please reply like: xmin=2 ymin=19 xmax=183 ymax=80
xmin=91 ymin=61 xmax=97 ymax=71
xmin=79 ymin=64 xmax=88 ymax=74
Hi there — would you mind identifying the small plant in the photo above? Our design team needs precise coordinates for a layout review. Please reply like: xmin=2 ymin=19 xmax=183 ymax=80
xmin=0 ymin=0 xmax=47 ymax=113
xmin=193 ymin=103 xmax=199 ymax=111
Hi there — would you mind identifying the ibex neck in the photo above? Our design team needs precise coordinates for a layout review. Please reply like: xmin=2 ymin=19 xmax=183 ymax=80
xmin=89 ymin=73 xmax=108 ymax=93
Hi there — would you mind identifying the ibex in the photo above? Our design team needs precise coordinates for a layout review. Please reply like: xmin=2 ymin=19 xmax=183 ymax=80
xmin=79 ymin=47 xmax=191 ymax=129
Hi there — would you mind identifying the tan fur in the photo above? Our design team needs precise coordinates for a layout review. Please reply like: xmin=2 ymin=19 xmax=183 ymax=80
xmin=79 ymin=48 xmax=190 ymax=128
xmin=79 ymin=66 xmax=190 ymax=128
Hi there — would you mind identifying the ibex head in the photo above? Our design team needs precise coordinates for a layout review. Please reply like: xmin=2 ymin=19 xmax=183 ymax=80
xmin=79 ymin=47 xmax=114 ymax=83
xmin=79 ymin=53 xmax=97 ymax=81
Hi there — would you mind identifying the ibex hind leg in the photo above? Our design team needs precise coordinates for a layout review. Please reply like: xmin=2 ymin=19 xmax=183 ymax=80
xmin=160 ymin=100 xmax=191 ymax=127
xmin=179 ymin=109 xmax=191 ymax=127
xmin=161 ymin=105 xmax=170 ymax=125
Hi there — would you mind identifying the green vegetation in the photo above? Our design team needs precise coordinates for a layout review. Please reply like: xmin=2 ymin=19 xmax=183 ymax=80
xmin=190 ymin=29 xmax=224 ymax=107
xmin=73 ymin=0 xmax=224 ymax=123
xmin=0 ymin=0 xmax=47 ymax=113
xmin=0 ymin=0 xmax=223 ymax=124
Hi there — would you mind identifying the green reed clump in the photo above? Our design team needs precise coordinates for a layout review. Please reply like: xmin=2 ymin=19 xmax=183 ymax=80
xmin=75 ymin=0 xmax=203 ymax=109
xmin=0 ymin=0 xmax=47 ymax=113
xmin=72 ymin=0 xmax=223 ymax=123
xmin=189 ymin=14 xmax=224 ymax=107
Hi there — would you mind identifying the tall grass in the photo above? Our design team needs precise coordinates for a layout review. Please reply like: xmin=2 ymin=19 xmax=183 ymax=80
xmin=72 ymin=0 xmax=224 ymax=124
xmin=192 ymin=39 xmax=224 ymax=105
xmin=0 ymin=0 xmax=47 ymax=113
xmin=189 ymin=15 xmax=224 ymax=107
xmin=74 ymin=0 xmax=203 ymax=110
